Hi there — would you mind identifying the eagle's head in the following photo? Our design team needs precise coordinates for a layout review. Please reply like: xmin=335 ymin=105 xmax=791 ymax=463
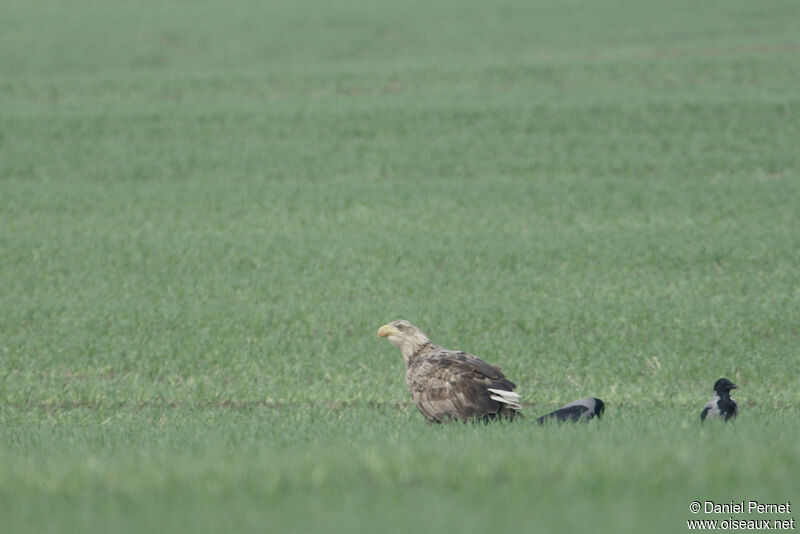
xmin=377 ymin=319 xmax=431 ymax=363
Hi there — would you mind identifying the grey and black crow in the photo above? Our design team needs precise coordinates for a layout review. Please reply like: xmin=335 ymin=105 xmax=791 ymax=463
xmin=700 ymin=378 xmax=738 ymax=422
xmin=536 ymin=398 xmax=605 ymax=424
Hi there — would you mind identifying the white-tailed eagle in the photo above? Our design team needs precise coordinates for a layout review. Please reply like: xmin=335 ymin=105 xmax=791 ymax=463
xmin=377 ymin=319 xmax=522 ymax=423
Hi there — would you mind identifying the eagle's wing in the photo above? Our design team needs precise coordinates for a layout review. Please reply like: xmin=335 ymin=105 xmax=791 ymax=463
xmin=407 ymin=350 xmax=519 ymax=423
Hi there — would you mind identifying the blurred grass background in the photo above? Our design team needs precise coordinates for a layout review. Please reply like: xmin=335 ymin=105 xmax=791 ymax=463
xmin=1 ymin=0 xmax=799 ymax=532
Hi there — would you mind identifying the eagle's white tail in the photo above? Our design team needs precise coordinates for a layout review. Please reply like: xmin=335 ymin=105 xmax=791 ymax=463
xmin=487 ymin=388 xmax=523 ymax=410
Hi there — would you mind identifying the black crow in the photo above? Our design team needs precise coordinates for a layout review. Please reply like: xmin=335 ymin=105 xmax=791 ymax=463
xmin=536 ymin=398 xmax=605 ymax=424
xmin=700 ymin=378 xmax=738 ymax=422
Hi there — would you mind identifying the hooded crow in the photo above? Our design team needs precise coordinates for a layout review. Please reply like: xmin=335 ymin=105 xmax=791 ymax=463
xmin=536 ymin=398 xmax=605 ymax=424
xmin=700 ymin=378 xmax=738 ymax=422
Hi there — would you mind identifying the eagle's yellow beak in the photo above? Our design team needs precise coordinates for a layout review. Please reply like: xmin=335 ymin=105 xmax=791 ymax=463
xmin=377 ymin=324 xmax=400 ymax=338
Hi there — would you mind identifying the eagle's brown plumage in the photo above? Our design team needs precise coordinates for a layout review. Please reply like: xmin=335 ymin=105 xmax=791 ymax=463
xmin=377 ymin=319 xmax=522 ymax=423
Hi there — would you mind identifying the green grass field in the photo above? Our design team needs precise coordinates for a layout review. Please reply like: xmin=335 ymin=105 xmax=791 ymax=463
xmin=2 ymin=0 xmax=800 ymax=532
